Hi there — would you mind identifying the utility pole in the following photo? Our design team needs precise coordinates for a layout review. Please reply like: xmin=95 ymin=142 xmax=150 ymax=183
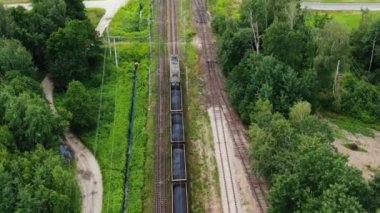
xmin=333 ymin=60 xmax=340 ymax=96
xmin=113 ymin=38 xmax=119 ymax=67
xmin=369 ymin=30 xmax=378 ymax=73
xmin=107 ymin=26 xmax=112 ymax=56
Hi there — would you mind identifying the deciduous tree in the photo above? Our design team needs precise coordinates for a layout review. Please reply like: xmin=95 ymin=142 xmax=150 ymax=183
xmin=4 ymin=93 xmax=57 ymax=151
xmin=64 ymin=80 xmax=96 ymax=131
xmin=0 ymin=39 xmax=36 ymax=76
xmin=46 ymin=20 xmax=101 ymax=88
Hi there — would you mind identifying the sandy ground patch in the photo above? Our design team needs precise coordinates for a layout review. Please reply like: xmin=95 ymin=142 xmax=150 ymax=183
xmin=208 ymin=106 xmax=242 ymax=213
xmin=332 ymin=124 xmax=380 ymax=180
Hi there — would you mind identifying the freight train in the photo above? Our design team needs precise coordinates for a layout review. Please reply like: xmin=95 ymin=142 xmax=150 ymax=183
xmin=169 ymin=55 xmax=189 ymax=213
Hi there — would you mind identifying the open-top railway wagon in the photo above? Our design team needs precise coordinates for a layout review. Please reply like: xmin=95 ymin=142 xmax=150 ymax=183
xmin=171 ymin=143 xmax=187 ymax=181
xmin=172 ymin=182 xmax=188 ymax=213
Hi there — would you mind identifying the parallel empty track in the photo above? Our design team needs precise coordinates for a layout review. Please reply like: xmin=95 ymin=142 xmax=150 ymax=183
xmin=192 ymin=0 xmax=269 ymax=212
xmin=154 ymin=0 xmax=168 ymax=211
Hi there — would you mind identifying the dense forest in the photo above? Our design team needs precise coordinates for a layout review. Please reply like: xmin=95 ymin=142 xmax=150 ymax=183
xmin=211 ymin=0 xmax=380 ymax=211
xmin=0 ymin=0 xmax=101 ymax=211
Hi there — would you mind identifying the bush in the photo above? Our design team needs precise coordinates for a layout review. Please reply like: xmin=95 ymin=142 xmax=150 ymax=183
xmin=64 ymin=80 xmax=97 ymax=132
xmin=336 ymin=73 xmax=380 ymax=123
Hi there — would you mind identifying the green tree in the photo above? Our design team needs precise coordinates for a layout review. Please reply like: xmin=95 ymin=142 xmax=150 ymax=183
xmin=64 ymin=80 xmax=96 ymax=131
xmin=314 ymin=20 xmax=350 ymax=90
xmin=46 ymin=20 xmax=101 ymax=88
xmin=263 ymin=21 xmax=314 ymax=70
xmin=0 ymin=145 xmax=80 ymax=212
xmin=10 ymin=7 xmax=56 ymax=69
xmin=0 ymin=39 xmax=36 ymax=76
xmin=4 ymin=93 xmax=58 ymax=151
xmin=0 ymin=126 xmax=15 ymax=152
xmin=240 ymin=0 xmax=300 ymax=32
xmin=351 ymin=18 xmax=380 ymax=83
xmin=0 ymin=5 xmax=16 ymax=38
xmin=305 ymin=11 xmax=332 ymax=29
xmin=269 ymin=138 xmax=375 ymax=212
xmin=228 ymin=54 xmax=317 ymax=122
xmin=370 ymin=172 xmax=380 ymax=208
xmin=249 ymin=101 xmax=299 ymax=180
xmin=32 ymin=0 xmax=67 ymax=28
xmin=289 ymin=101 xmax=311 ymax=123
xmin=64 ymin=0 xmax=86 ymax=20
xmin=336 ymin=73 xmax=380 ymax=122
xmin=318 ymin=184 xmax=365 ymax=212
xmin=290 ymin=102 xmax=333 ymax=143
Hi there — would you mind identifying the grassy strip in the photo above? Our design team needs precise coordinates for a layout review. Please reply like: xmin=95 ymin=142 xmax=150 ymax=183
xmin=208 ymin=0 xmax=241 ymax=19
xmin=305 ymin=11 xmax=380 ymax=31
xmin=81 ymin=53 xmax=134 ymax=212
xmin=109 ymin=0 xmax=150 ymax=41
xmin=126 ymin=58 xmax=149 ymax=212
xmin=329 ymin=11 xmax=380 ymax=30
xmin=323 ymin=11 xmax=380 ymax=30
xmin=86 ymin=8 xmax=106 ymax=27
xmin=322 ymin=111 xmax=379 ymax=137
xmin=109 ymin=0 xmax=153 ymax=212
xmin=142 ymin=2 xmax=157 ymax=212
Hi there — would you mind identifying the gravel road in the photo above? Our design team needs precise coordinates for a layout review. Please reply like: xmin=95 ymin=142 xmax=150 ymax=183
xmin=42 ymin=77 xmax=103 ymax=213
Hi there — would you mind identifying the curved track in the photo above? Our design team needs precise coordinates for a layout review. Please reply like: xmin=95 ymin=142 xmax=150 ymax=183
xmin=192 ymin=0 xmax=268 ymax=212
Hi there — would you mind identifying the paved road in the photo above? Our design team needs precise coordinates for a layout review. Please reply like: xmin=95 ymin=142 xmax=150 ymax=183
xmin=301 ymin=2 xmax=380 ymax=11
xmin=5 ymin=0 xmax=128 ymax=35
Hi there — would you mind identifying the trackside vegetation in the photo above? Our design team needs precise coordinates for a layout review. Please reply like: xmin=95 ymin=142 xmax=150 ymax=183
xmin=76 ymin=0 xmax=152 ymax=211
xmin=0 ymin=0 xmax=92 ymax=209
xmin=1 ymin=0 xmax=152 ymax=211
xmin=210 ymin=0 xmax=380 ymax=211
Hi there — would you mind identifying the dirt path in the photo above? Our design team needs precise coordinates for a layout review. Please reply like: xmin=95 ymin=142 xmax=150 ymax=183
xmin=331 ymin=123 xmax=380 ymax=180
xmin=42 ymin=76 xmax=103 ymax=213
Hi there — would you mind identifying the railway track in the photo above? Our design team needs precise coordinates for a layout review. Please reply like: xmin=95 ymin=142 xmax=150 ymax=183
xmin=154 ymin=0 xmax=181 ymax=210
xmin=168 ymin=0 xmax=179 ymax=55
xmin=192 ymin=0 xmax=269 ymax=212
xmin=154 ymin=0 xmax=168 ymax=211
